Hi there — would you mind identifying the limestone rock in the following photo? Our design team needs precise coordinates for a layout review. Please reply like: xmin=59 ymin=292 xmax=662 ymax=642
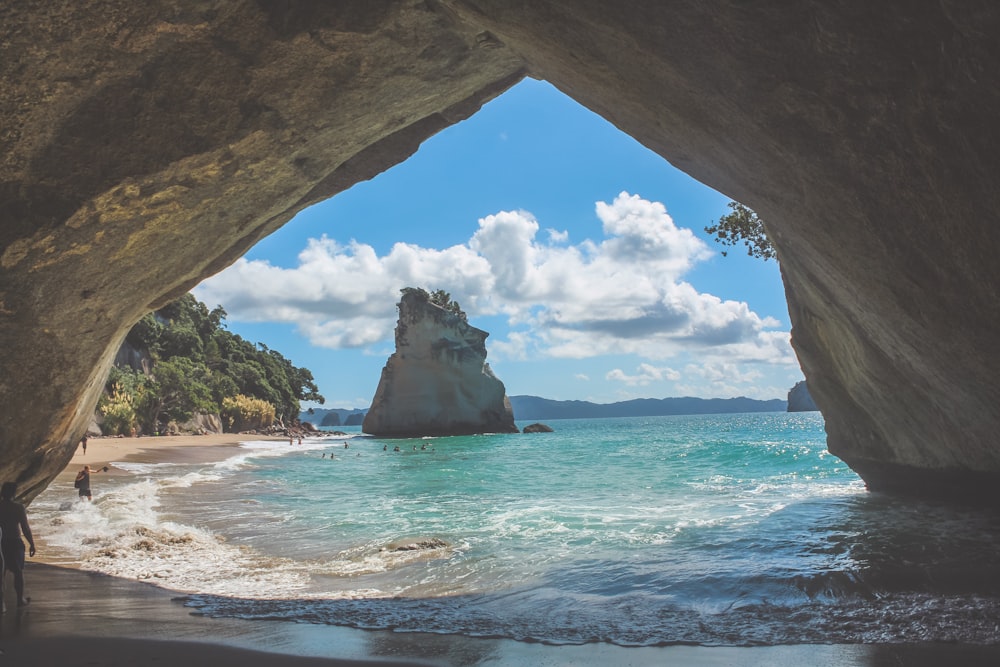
xmin=363 ymin=290 xmax=518 ymax=437
xmin=787 ymin=382 xmax=818 ymax=413
xmin=383 ymin=538 xmax=449 ymax=553
xmin=523 ymin=423 xmax=554 ymax=433
xmin=178 ymin=413 xmax=222 ymax=435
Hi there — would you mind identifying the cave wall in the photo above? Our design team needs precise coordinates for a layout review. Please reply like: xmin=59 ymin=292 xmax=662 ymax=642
xmin=3 ymin=1 xmax=999 ymax=502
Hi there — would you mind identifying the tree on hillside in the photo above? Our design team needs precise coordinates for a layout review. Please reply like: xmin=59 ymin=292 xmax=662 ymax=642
xmin=150 ymin=356 xmax=216 ymax=424
xmin=103 ymin=294 xmax=324 ymax=433
xmin=705 ymin=201 xmax=775 ymax=261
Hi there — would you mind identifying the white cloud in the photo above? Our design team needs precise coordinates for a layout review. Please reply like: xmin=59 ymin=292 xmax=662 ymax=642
xmin=670 ymin=361 xmax=794 ymax=399
xmin=547 ymin=228 xmax=569 ymax=243
xmin=195 ymin=192 xmax=793 ymax=370
xmin=595 ymin=193 xmax=712 ymax=273
xmin=685 ymin=361 xmax=762 ymax=385
xmin=574 ymin=373 xmax=590 ymax=381
xmin=606 ymin=363 xmax=681 ymax=386
xmin=489 ymin=330 xmax=533 ymax=361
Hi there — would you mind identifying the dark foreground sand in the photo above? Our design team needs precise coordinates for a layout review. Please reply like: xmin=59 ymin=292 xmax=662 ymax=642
xmin=4 ymin=435 xmax=999 ymax=666
xmin=4 ymin=566 xmax=1000 ymax=667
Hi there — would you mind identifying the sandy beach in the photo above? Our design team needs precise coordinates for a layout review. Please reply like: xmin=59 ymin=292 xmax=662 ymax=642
xmin=4 ymin=433 xmax=1000 ymax=666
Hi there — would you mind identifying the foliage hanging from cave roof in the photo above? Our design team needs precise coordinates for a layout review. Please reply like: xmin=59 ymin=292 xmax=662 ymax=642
xmin=704 ymin=201 xmax=776 ymax=261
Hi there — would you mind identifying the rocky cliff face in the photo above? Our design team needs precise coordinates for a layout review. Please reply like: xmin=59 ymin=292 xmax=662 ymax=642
xmin=4 ymin=1 xmax=1000 ymax=503
xmin=363 ymin=291 xmax=517 ymax=437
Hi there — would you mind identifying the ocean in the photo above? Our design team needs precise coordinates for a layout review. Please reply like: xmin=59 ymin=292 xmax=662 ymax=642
xmin=32 ymin=413 xmax=1000 ymax=647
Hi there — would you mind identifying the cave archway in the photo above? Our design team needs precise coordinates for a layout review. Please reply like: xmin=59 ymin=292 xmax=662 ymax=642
xmin=3 ymin=1 xmax=1000 ymax=503
xmin=194 ymin=78 xmax=794 ymax=412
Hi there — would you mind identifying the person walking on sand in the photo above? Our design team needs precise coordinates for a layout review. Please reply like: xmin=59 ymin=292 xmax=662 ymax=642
xmin=0 ymin=481 xmax=36 ymax=611
xmin=80 ymin=435 xmax=87 ymax=455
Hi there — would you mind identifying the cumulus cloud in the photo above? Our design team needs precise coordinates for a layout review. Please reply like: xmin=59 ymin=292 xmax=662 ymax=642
xmin=547 ymin=228 xmax=569 ymax=244
xmin=671 ymin=361 xmax=786 ymax=399
xmin=195 ymin=192 xmax=793 ymax=369
xmin=606 ymin=363 xmax=681 ymax=386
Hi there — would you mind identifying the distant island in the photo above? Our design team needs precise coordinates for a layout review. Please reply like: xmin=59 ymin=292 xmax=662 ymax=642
xmin=302 ymin=394 xmax=785 ymax=425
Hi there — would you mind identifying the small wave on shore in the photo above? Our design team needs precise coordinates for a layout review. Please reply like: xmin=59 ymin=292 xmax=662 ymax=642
xmin=33 ymin=437 xmax=452 ymax=599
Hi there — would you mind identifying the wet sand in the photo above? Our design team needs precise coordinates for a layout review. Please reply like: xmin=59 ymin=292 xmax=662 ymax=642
xmin=5 ymin=434 xmax=1000 ymax=666
xmin=65 ymin=432 xmax=289 ymax=473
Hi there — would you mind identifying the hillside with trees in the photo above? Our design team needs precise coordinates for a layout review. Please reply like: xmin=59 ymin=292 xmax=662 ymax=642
xmin=100 ymin=294 xmax=323 ymax=435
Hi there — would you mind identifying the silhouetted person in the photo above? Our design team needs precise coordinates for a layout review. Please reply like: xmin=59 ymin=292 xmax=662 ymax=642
xmin=80 ymin=435 xmax=87 ymax=454
xmin=0 ymin=481 xmax=36 ymax=611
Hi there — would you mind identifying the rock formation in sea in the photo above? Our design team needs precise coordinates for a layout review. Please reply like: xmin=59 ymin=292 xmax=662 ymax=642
xmin=523 ymin=423 xmax=554 ymax=433
xmin=4 ymin=3 xmax=1000 ymax=502
xmin=363 ymin=289 xmax=518 ymax=437
xmin=343 ymin=413 xmax=366 ymax=427
xmin=787 ymin=381 xmax=819 ymax=413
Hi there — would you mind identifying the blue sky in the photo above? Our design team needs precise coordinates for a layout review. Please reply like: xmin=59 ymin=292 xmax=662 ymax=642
xmin=193 ymin=79 xmax=802 ymax=411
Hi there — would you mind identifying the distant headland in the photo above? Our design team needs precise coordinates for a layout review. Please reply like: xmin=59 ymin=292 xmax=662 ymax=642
xmin=303 ymin=394 xmax=786 ymax=426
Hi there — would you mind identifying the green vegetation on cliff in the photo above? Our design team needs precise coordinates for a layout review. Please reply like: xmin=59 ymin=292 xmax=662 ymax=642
xmin=401 ymin=286 xmax=466 ymax=319
xmin=101 ymin=294 xmax=323 ymax=434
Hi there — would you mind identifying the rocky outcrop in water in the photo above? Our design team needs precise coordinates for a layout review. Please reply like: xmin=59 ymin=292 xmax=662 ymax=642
xmin=523 ymin=423 xmax=554 ymax=434
xmin=4 ymin=2 xmax=1000 ymax=502
xmin=363 ymin=289 xmax=517 ymax=437
xmin=787 ymin=382 xmax=818 ymax=413
xmin=343 ymin=413 xmax=365 ymax=427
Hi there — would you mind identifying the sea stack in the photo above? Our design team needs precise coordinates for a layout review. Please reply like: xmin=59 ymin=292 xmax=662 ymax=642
xmin=363 ymin=288 xmax=518 ymax=437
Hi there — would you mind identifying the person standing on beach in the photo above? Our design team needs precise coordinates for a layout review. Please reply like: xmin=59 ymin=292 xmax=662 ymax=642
xmin=80 ymin=435 xmax=87 ymax=454
xmin=0 ymin=481 xmax=36 ymax=611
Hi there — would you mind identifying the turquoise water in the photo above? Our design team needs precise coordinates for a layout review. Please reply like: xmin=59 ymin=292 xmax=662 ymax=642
xmin=33 ymin=413 xmax=1000 ymax=646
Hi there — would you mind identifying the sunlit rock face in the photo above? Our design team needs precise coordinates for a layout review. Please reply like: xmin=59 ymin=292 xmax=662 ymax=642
xmin=3 ymin=1 xmax=1000 ymax=502
xmin=363 ymin=291 xmax=517 ymax=437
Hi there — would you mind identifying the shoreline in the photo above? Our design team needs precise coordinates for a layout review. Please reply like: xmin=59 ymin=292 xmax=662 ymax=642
xmin=66 ymin=431 xmax=290 ymax=472
xmin=7 ymin=433 xmax=1000 ymax=666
